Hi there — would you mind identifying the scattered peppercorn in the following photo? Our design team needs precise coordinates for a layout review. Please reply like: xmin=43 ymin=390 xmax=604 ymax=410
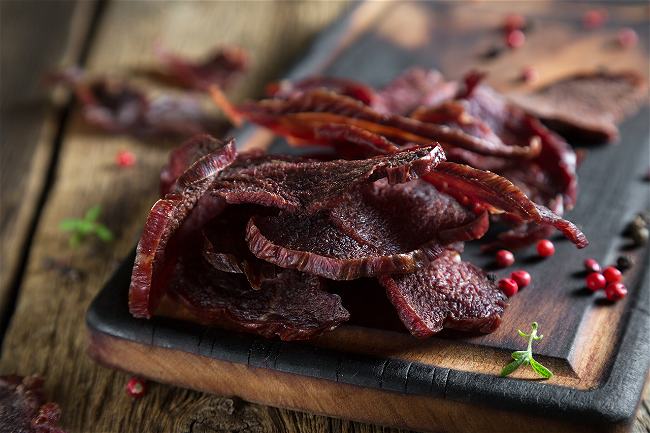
xmin=582 ymin=8 xmax=609 ymax=30
xmin=605 ymin=282 xmax=627 ymax=301
xmin=499 ymin=278 xmax=519 ymax=297
xmin=536 ymin=239 xmax=555 ymax=258
xmin=584 ymin=258 xmax=602 ymax=273
xmin=523 ymin=66 xmax=540 ymax=84
xmin=126 ymin=378 xmax=146 ymax=398
xmin=616 ymin=254 xmax=634 ymax=270
xmin=603 ymin=266 xmax=623 ymax=283
xmin=506 ymin=29 xmax=526 ymax=48
xmin=586 ymin=272 xmax=607 ymax=291
xmin=116 ymin=149 xmax=137 ymax=167
xmin=495 ymin=249 xmax=515 ymax=267
xmin=617 ymin=27 xmax=639 ymax=48
xmin=510 ymin=270 xmax=531 ymax=288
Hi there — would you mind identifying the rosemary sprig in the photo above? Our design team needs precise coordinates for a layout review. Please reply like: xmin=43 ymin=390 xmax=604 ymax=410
xmin=500 ymin=322 xmax=553 ymax=379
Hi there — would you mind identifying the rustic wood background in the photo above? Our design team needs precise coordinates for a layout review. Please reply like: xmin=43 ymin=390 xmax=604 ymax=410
xmin=1 ymin=1 xmax=648 ymax=432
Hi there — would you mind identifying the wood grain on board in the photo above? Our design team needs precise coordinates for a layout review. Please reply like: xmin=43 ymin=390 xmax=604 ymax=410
xmin=0 ymin=1 xmax=648 ymax=433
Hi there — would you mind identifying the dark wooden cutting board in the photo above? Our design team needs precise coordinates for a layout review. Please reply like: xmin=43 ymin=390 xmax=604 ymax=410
xmin=86 ymin=2 xmax=650 ymax=432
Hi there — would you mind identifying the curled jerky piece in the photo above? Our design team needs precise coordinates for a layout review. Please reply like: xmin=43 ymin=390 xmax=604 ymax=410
xmin=210 ymin=87 xmax=539 ymax=159
xmin=169 ymin=257 xmax=349 ymax=341
xmin=211 ymin=145 xmax=445 ymax=213
xmin=129 ymin=137 xmax=236 ymax=318
xmin=428 ymin=162 xmax=588 ymax=248
xmin=379 ymin=250 xmax=507 ymax=337
xmin=265 ymin=75 xmax=377 ymax=106
xmin=246 ymin=180 xmax=488 ymax=280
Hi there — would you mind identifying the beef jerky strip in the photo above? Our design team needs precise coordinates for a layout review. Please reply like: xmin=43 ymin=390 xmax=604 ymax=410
xmin=508 ymin=70 xmax=649 ymax=144
xmin=210 ymin=87 xmax=539 ymax=159
xmin=246 ymin=180 xmax=489 ymax=280
xmin=153 ymin=43 xmax=250 ymax=92
xmin=379 ymin=250 xmax=507 ymax=338
xmin=129 ymin=137 xmax=236 ymax=318
xmin=169 ymin=254 xmax=349 ymax=340
xmin=211 ymin=144 xmax=445 ymax=213
xmin=47 ymin=67 xmax=222 ymax=139
xmin=305 ymin=123 xmax=587 ymax=249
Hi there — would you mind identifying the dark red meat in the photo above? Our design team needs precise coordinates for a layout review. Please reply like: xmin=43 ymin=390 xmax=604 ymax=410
xmin=246 ymin=179 xmax=489 ymax=280
xmin=153 ymin=43 xmax=250 ymax=92
xmin=508 ymin=70 xmax=649 ymax=144
xmin=379 ymin=250 xmax=507 ymax=338
xmin=0 ymin=375 xmax=67 ymax=433
xmin=169 ymin=253 xmax=349 ymax=340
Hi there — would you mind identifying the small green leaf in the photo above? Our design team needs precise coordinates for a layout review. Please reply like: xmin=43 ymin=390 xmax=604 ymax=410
xmin=85 ymin=205 xmax=103 ymax=222
xmin=517 ymin=329 xmax=530 ymax=338
xmin=511 ymin=350 xmax=528 ymax=360
xmin=530 ymin=358 xmax=553 ymax=379
xmin=500 ymin=358 xmax=524 ymax=377
xmin=94 ymin=224 xmax=114 ymax=242
xmin=59 ymin=219 xmax=82 ymax=231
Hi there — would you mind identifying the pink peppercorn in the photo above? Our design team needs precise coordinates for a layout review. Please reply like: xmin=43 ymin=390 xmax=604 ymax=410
xmin=617 ymin=27 xmax=638 ymax=48
xmin=605 ymin=282 xmax=627 ymax=301
xmin=536 ymin=239 xmax=555 ymax=258
xmin=116 ymin=149 xmax=137 ymax=167
xmin=582 ymin=9 xmax=609 ymax=30
xmin=523 ymin=66 xmax=540 ymax=84
xmin=603 ymin=266 xmax=622 ymax=283
xmin=586 ymin=272 xmax=607 ymax=291
xmin=510 ymin=270 xmax=531 ymax=288
xmin=499 ymin=278 xmax=519 ymax=297
xmin=506 ymin=29 xmax=525 ymax=48
xmin=126 ymin=378 xmax=146 ymax=398
xmin=584 ymin=258 xmax=602 ymax=273
xmin=495 ymin=249 xmax=515 ymax=267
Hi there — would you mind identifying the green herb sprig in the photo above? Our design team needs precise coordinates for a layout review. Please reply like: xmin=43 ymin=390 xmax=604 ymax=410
xmin=59 ymin=205 xmax=114 ymax=248
xmin=500 ymin=322 xmax=553 ymax=379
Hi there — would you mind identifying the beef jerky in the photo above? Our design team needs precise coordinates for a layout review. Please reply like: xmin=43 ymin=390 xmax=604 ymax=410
xmin=153 ymin=43 xmax=250 ymax=92
xmin=211 ymin=145 xmax=445 ymax=213
xmin=202 ymin=204 xmax=279 ymax=289
xmin=0 ymin=375 xmax=67 ymax=433
xmin=379 ymin=250 xmax=507 ymax=338
xmin=246 ymin=179 xmax=489 ymax=280
xmin=372 ymin=66 xmax=459 ymax=116
xmin=47 ymin=67 xmax=223 ymax=139
xmin=129 ymin=137 xmax=236 ymax=318
xmin=508 ymin=70 xmax=649 ymax=144
xmin=210 ymin=87 xmax=539 ymax=159
xmin=169 ymin=255 xmax=349 ymax=340
xmin=265 ymin=76 xmax=377 ymax=106
xmin=159 ymin=134 xmax=228 ymax=197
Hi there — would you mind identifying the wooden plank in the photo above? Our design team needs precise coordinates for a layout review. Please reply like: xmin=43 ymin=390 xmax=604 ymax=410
xmin=0 ymin=0 xmax=98 ymax=331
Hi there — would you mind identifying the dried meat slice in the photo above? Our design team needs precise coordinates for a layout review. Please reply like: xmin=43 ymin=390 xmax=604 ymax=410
xmin=169 ymin=256 xmax=349 ymax=340
xmin=210 ymin=87 xmax=539 ymax=159
xmin=159 ymin=134 xmax=227 ymax=196
xmin=153 ymin=43 xmax=250 ymax=92
xmin=211 ymin=145 xmax=445 ymax=213
xmin=47 ymin=67 xmax=223 ymax=139
xmin=379 ymin=250 xmax=507 ymax=338
xmin=265 ymin=75 xmax=377 ymax=106
xmin=246 ymin=179 xmax=489 ymax=280
xmin=428 ymin=162 xmax=588 ymax=248
xmin=0 ymin=375 xmax=67 ymax=433
xmin=202 ymin=204 xmax=280 ymax=289
xmin=508 ymin=70 xmax=649 ymax=144
xmin=129 ymin=137 xmax=236 ymax=318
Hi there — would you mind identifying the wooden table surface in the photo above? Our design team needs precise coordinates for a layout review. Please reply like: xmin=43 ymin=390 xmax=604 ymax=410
xmin=1 ymin=1 xmax=649 ymax=432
